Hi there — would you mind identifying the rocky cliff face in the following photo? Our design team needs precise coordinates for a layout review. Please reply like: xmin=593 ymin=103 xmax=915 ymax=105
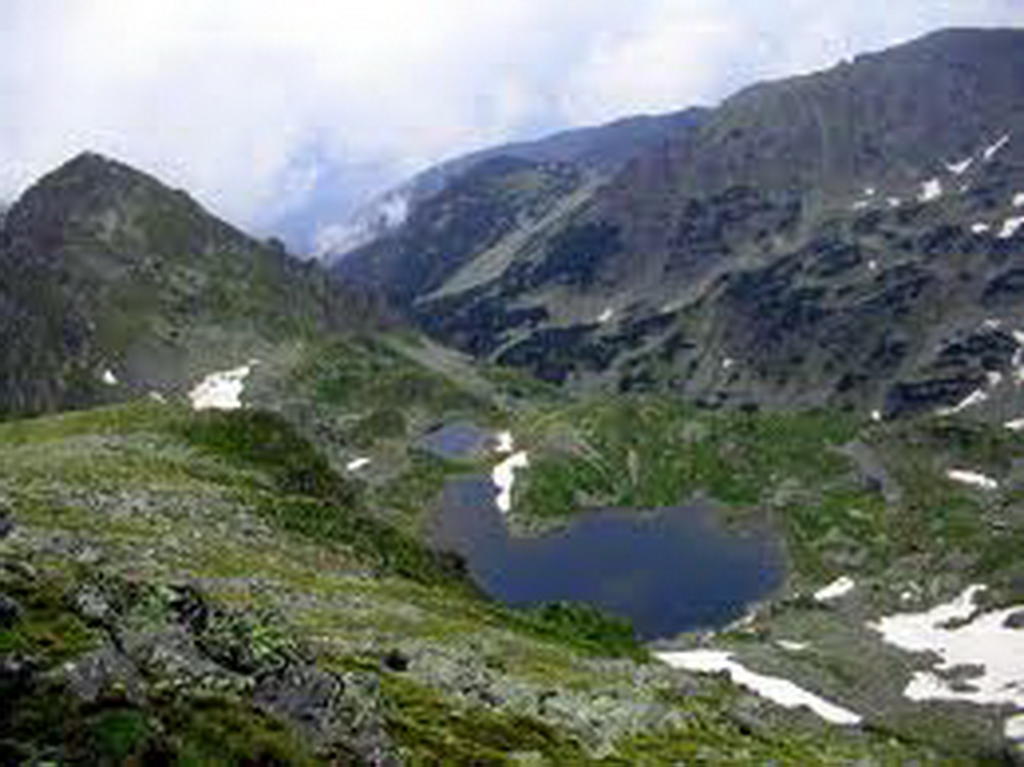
xmin=0 ymin=153 xmax=387 ymax=417
xmin=335 ymin=28 xmax=1024 ymax=422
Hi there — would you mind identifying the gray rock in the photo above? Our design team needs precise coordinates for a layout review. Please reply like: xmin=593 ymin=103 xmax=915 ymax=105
xmin=255 ymin=664 xmax=343 ymax=739
xmin=382 ymin=648 xmax=409 ymax=672
xmin=64 ymin=644 xmax=145 ymax=704
xmin=0 ymin=654 xmax=37 ymax=692
xmin=72 ymin=585 xmax=114 ymax=623
xmin=0 ymin=512 xmax=14 ymax=539
xmin=255 ymin=666 xmax=399 ymax=765
xmin=1003 ymin=610 xmax=1024 ymax=629
xmin=0 ymin=593 xmax=22 ymax=628
xmin=123 ymin=626 xmax=240 ymax=692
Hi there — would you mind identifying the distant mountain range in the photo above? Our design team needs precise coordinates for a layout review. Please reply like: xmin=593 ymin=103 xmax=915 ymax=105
xmin=317 ymin=108 xmax=707 ymax=258
xmin=332 ymin=27 xmax=1024 ymax=422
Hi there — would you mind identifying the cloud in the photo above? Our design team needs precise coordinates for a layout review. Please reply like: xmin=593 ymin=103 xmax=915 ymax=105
xmin=0 ymin=0 xmax=1020 ymax=241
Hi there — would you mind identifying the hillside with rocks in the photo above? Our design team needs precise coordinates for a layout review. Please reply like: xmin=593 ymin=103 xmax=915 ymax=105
xmin=335 ymin=28 xmax=1024 ymax=423
xmin=0 ymin=152 xmax=388 ymax=417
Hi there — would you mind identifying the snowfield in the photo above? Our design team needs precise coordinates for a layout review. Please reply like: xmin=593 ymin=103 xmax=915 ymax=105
xmin=984 ymin=133 xmax=1011 ymax=161
xmin=492 ymin=450 xmax=529 ymax=513
xmin=870 ymin=585 xmax=1024 ymax=710
xmin=946 ymin=157 xmax=973 ymax=175
xmin=188 ymin=364 xmax=255 ymax=411
xmin=494 ymin=431 xmax=515 ymax=454
xmin=814 ymin=576 xmax=856 ymax=602
xmin=918 ymin=178 xmax=942 ymax=202
xmin=656 ymin=650 xmax=862 ymax=726
xmin=998 ymin=216 xmax=1024 ymax=240
xmin=946 ymin=469 xmax=999 ymax=490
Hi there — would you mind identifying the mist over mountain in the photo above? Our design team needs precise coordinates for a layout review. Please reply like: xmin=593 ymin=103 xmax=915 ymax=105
xmin=311 ymin=108 xmax=707 ymax=259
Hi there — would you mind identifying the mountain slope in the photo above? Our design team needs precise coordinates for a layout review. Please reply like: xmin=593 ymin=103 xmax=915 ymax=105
xmin=337 ymin=27 xmax=1024 ymax=422
xmin=325 ymin=108 xmax=707 ymax=262
xmin=0 ymin=152 xmax=387 ymax=417
xmin=0 ymin=400 xmax=961 ymax=764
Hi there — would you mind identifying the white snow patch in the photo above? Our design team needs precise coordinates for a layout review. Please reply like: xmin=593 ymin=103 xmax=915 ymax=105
xmin=945 ymin=157 xmax=973 ymax=175
xmin=1011 ymin=331 xmax=1024 ymax=386
xmin=346 ymin=457 xmax=371 ymax=472
xmin=188 ymin=364 xmax=254 ymax=411
xmin=864 ymin=187 xmax=876 ymax=196
xmin=597 ymin=307 xmax=614 ymax=323
xmin=851 ymin=200 xmax=870 ymax=211
xmin=937 ymin=388 xmax=987 ymax=416
xmin=983 ymin=318 xmax=1002 ymax=330
xmin=998 ymin=216 xmax=1024 ymax=240
xmin=946 ymin=469 xmax=999 ymax=490
xmin=777 ymin=640 xmax=809 ymax=652
xmin=984 ymin=134 xmax=1011 ymax=162
xmin=1013 ymin=193 xmax=1024 ymax=208
xmin=1007 ymin=713 xmax=1024 ymax=742
xmin=1005 ymin=419 xmax=1024 ymax=432
xmin=867 ymin=259 xmax=878 ymax=272
xmin=919 ymin=178 xmax=943 ymax=203
xmin=148 ymin=391 xmax=166 ymax=404
xmin=815 ymin=576 xmax=856 ymax=602
xmin=656 ymin=650 xmax=862 ymax=725
xmin=101 ymin=369 xmax=117 ymax=386
xmin=380 ymin=194 xmax=409 ymax=228
xmin=492 ymin=451 xmax=529 ymax=513
xmin=871 ymin=409 xmax=882 ymax=423
xmin=987 ymin=371 xmax=1004 ymax=388
xmin=870 ymin=584 xmax=1024 ymax=708
xmin=887 ymin=197 xmax=901 ymax=208
xmin=722 ymin=357 xmax=735 ymax=370
xmin=972 ymin=222 xmax=992 ymax=234
xmin=494 ymin=431 xmax=514 ymax=454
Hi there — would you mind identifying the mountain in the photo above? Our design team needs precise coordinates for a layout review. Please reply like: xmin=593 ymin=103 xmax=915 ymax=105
xmin=335 ymin=27 xmax=1024 ymax=422
xmin=2 ymin=134 xmax=1024 ymax=761
xmin=0 ymin=152 xmax=388 ymax=417
xmin=323 ymin=108 xmax=707 ymax=258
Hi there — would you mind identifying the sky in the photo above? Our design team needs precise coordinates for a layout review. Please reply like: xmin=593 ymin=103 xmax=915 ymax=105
xmin=1 ymin=0 xmax=1021 ymax=250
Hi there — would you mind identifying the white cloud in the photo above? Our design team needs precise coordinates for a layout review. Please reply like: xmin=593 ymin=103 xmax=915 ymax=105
xmin=0 ymin=0 xmax=1021 ymax=236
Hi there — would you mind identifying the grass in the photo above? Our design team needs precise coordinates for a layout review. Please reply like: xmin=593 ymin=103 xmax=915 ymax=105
xmin=518 ymin=397 xmax=859 ymax=514
xmin=2 ymin=384 xmax=1018 ymax=764
xmin=514 ymin=395 xmax=1024 ymax=587
xmin=291 ymin=335 xmax=490 ymax=419
xmin=382 ymin=675 xmax=589 ymax=765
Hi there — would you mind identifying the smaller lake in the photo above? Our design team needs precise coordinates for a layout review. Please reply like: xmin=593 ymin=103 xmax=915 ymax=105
xmin=419 ymin=422 xmax=495 ymax=460
xmin=432 ymin=477 xmax=784 ymax=640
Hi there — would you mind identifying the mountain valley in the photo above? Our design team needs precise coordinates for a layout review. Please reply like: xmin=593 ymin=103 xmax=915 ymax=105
xmin=2 ymin=25 xmax=1024 ymax=766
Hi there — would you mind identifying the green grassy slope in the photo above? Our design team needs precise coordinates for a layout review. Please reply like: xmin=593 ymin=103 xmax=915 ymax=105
xmin=0 ymin=398 xmax=937 ymax=764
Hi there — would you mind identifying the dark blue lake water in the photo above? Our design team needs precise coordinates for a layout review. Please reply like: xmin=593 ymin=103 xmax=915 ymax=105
xmin=432 ymin=477 xmax=784 ymax=640
xmin=419 ymin=422 xmax=494 ymax=460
